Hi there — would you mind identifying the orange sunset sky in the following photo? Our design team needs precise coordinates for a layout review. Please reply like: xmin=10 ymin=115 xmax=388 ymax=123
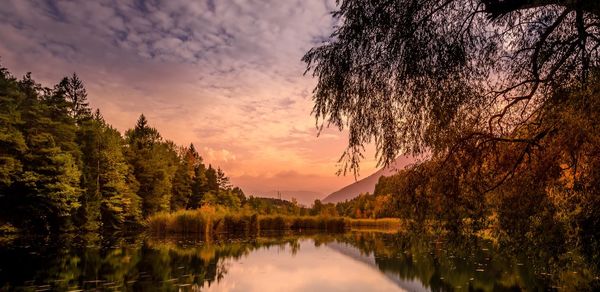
xmin=0 ymin=0 xmax=382 ymax=200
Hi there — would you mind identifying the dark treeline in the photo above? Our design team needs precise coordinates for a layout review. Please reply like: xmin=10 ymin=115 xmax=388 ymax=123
xmin=0 ymin=66 xmax=248 ymax=233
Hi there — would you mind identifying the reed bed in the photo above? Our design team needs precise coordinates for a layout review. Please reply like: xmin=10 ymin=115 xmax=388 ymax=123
xmin=147 ymin=208 xmax=348 ymax=238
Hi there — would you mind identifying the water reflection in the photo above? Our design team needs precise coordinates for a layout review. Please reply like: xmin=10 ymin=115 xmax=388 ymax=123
xmin=0 ymin=231 xmax=598 ymax=291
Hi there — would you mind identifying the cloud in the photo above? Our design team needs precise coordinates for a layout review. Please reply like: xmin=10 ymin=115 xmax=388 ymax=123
xmin=203 ymin=147 xmax=237 ymax=164
xmin=0 ymin=0 xmax=382 ymax=195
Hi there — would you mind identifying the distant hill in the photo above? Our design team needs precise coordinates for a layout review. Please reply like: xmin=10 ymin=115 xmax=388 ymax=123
xmin=322 ymin=157 xmax=413 ymax=203
xmin=247 ymin=197 xmax=298 ymax=208
xmin=257 ymin=190 xmax=322 ymax=207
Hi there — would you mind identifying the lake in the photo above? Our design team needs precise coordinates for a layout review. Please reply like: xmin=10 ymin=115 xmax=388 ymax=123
xmin=0 ymin=231 xmax=597 ymax=291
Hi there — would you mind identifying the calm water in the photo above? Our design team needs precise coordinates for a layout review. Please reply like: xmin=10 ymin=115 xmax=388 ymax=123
xmin=0 ymin=231 xmax=598 ymax=291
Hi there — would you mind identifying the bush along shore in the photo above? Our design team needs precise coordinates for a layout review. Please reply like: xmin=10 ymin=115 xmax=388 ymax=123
xmin=147 ymin=207 xmax=402 ymax=238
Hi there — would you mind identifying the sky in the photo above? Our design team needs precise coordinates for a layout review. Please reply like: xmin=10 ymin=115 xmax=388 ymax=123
xmin=0 ymin=0 xmax=383 ymax=200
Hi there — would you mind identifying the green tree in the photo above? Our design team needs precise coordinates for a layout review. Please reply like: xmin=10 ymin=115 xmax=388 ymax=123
xmin=216 ymin=167 xmax=232 ymax=191
xmin=18 ymin=136 xmax=82 ymax=231
xmin=125 ymin=115 xmax=177 ymax=216
xmin=79 ymin=111 xmax=141 ymax=229
xmin=232 ymin=187 xmax=246 ymax=206
xmin=77 ymin=113 xmax=103 ymax=230
xmin=205 ymin=165 xmax=219 ymax=193
xmin=0 ymin=66 xmax=247 ymax=232
xmin=185 ymin=144 xmax=209 ymax=209
xmin=56 ymin=73 xmax=91 ymax=124
xmin=310 ymin=199 xmax=323 ymax=216
xmin=215 ymin=189 xmax=241 ymax=209
xmin=0 ymin=67 xmax=26 ymax=190
xmin=44 ymin=81 xmax=80 ymax=162
xmin=97 ymin=121 xmax=141 ymax=228
xmin=10 ymin=74 xmax=82 ymax=231
xmin=170 ymin=147 xmax=193 ymax=211
xmin=188 ymin=163 xmax=208 ymax=209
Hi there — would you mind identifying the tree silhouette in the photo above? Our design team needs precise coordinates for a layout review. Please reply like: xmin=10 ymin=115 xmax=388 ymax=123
xmin=304 ymin=0 xmax=600 ymax=175
xmin=56 ymin=73 xmax=91 ymax=124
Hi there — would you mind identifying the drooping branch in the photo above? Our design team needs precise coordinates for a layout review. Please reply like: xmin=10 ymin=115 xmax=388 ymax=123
xmin=481 ymin=0 xmax=600 ymax=19
xmin=304 ymin=0 xmax=600 ymax=173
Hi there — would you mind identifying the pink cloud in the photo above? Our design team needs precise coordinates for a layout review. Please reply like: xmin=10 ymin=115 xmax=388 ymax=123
xmin=0 ymin=0 xmax=383 ymax=196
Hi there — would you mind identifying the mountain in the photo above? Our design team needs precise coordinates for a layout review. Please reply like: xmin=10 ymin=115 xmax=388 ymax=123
xmin=322 ymin=156 xmax=413 ymax=203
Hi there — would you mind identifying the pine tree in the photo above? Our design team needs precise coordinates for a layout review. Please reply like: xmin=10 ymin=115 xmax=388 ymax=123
xmin=188 ymin=163 xmax=208 ymax=209
xmin=216 ymin=167 xmax=232 ymax=191
xmin=14 ymin=74 xmax=84 ymax=215
xmin=185 ymin=144 xmax=203 ymax=175
xmin=18 ymin=133 xmax=82 ymax=231
xmin=11 ymin=74 xmax=82 ymax=231
xmin=185 ymin=144 xmax=208 ymax=209
xmin=125 ymin=115 xmax=177 ymax=216
xmin=0 ymin=68 xmax=27 ymax=226
xmin=0 ymin=67 xmax=27 ymax=189
xmin=0 ymin=66 xmax=245 ymax=231
xmin=128 ymin=114 xmax=160 ymax=148
xmin=173 ymin=144 xmax=205 ymax=209
xmin=57 ymin=73 xmax=91 ymax=124
xmin=170 ymin=147 xmax=193 ymax=211
xmin=79 ymin=111 xmax=143 ymax=229
xmin=45 ymin=83 xmax=81 ymax=163
xmin=77 ymin=114 xmax=103 ymax=230
xmin=205 ymin=165 xmax=219 ymax=194
xmin=232 ymin=187 xmax=246 ymax=206
xmin=98 ymin=121 xmax=141 ymax=228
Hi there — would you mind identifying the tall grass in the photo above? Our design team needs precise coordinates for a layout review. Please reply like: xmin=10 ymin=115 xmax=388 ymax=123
xmin=147 ymin=210 xmax=212 ymax=236
xmin=147 ymin=207 xmax=348 ymax=237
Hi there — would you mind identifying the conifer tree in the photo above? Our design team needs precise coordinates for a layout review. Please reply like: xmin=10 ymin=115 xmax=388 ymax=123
xmin=0 ymin=67 xmax=27 ymax=190
xmin=216 ymin=167 xmax=232 ymax=191
xmin=77 ymin=113 xmax=103 ymax=230
xmin=170 ymin=146 xmax=193 ymax=211
xmin=125 ymin=114 xmax=177 ymax=216
xmin=205 ymin=165 xmax=219 ymax=194
xmin=11 ymin=74 xmax=82 ymax=231
xmin=98 ymin=120 xmax=141 ymax=228
xmin=188 ymin=163 xmax=208 ymax=209
xmin=57 ymin=73 xmax=91 ymax=124
xmin=78 ymin=111 xmax=142 ymax=229
xmin=0 ymin=66 xmax=244 ymax=231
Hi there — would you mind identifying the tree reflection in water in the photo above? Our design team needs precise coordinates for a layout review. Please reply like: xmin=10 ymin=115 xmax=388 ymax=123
xmin=0 ymin=231 xmax=598 ymax=291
